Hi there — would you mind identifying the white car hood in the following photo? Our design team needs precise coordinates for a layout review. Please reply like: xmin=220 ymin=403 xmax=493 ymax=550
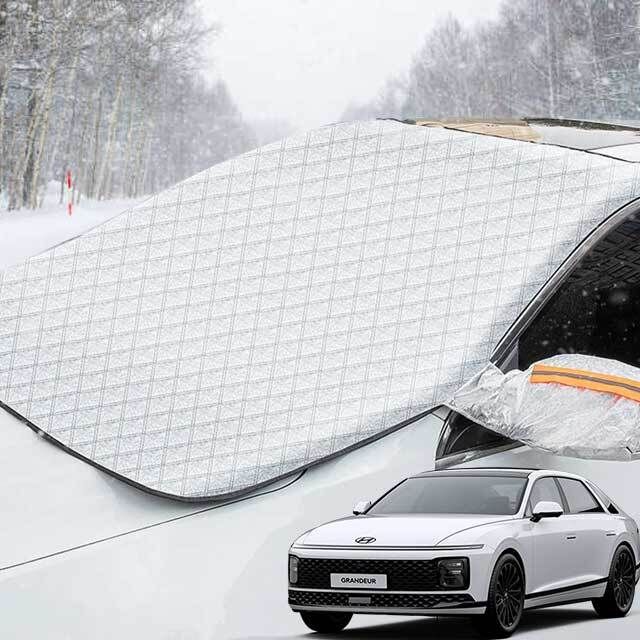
xmin=300 ymin=514 xmax=511 ymax=547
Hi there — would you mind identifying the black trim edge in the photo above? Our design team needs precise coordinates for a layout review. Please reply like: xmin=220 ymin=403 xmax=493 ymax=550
xmin=452 ymin=600 xmax=488 ymax=609
xmin=0 ymin=397 xmax=436 ymax=503
xmin=290 ymin=604 xmax=487 ymax=616
xmin=525 ymin=577 xmax=607 ymax=600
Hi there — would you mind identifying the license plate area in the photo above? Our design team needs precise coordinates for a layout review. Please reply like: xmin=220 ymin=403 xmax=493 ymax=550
xmin=330 ymin=573 xmax=387 ymax=589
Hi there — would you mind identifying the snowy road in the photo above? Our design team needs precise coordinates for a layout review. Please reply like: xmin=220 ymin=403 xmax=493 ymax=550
xmin=0 ymin=184 xmax=140 ymax=269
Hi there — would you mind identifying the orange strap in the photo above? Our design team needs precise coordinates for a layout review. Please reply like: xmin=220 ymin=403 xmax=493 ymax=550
xmin=530 ymin=363 xmax=640 ymax=403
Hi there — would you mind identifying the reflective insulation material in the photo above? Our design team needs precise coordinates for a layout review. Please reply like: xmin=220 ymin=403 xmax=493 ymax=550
xmin=447 ymin=355 xmax=640 ymax=460
xmin=1 ymin=120 xmax=640 ymax=500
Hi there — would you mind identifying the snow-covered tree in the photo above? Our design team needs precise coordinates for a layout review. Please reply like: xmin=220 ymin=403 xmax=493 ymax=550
xmin=348 ymin=0 xmax=640 ymax=125
xmin=0 ymin=0 xmax=255 ymax=210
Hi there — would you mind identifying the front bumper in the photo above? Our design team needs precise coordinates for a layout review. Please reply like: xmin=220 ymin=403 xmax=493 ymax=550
xmin=289 ymin=588 xmax=485 ymax=615
xmin=288 ymin=544 xmax=492 ymax=616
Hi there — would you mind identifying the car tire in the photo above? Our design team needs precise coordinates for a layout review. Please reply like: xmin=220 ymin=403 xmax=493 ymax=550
xmin=299 ymin=611 xmax=353 ymax=633
xmin=475 ymin=553 xmax=525 ymax=638
xmin=592 ymin=545 xmax=636 ymax=618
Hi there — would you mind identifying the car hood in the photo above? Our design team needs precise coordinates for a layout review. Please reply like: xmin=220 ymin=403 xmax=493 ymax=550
xmin=298 ymin=514 xmax=512 ymax=547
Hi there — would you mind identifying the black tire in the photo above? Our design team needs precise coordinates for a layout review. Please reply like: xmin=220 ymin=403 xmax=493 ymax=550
xmin=475 ymin=553 xmax=525 ymax=638
xmin=592 ymin=545 xmax=636 ymax=618
xmin=299 ymin=611 xmax=353 ymax=633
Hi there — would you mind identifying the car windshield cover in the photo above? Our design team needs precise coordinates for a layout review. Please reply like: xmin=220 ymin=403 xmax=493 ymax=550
xmin=368 ymin=476 xmax=528 ymax=516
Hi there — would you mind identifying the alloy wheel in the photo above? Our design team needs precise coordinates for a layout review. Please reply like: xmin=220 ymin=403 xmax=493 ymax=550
xmin=613 ymin=548 xmax=635 ymax=611
xmin=495 ymin=559 xmax=524 ymax=630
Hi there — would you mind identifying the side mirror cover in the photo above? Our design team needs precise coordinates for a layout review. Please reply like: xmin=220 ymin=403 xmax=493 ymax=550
xmin=353 ymin=500 xmax=372 ymax=516
xmin=531 ymin=500 xmax=564 ymax=523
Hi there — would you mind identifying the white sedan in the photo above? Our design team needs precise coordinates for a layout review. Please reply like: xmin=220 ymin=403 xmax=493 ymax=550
xmin=288 ymin=468 xmax=640 ymax=637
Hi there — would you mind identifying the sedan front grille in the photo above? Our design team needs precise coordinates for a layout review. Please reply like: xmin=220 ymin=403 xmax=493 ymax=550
xmin=289 ymin=590 xmax=475 ymax=609
xmin=296 ymin=558 xmax=442 ymax=591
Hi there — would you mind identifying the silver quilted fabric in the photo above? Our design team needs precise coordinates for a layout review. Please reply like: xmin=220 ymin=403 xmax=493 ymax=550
xmin=1 ymin=120 xmax=640 ymax=499
xmin=447 ymin=355 xmax=640 ymax=460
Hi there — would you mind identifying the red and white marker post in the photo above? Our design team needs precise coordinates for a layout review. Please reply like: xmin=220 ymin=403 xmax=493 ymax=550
xmin=65 ymin=169 xmax=73 ymax=216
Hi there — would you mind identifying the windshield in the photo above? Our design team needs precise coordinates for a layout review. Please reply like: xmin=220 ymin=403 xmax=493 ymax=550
xmin=368 ymin=475 xmax=528 ymax=516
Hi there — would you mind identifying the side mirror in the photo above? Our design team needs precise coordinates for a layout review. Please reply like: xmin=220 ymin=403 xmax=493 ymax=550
xmin=530 ymin=500 xmax=564 ymax=523
xmin=353 ymin=500 xmax=372 ymax=516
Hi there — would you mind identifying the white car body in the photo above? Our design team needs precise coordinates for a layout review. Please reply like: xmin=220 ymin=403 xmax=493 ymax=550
xmin=289 ymin=468 xmax=640 ymax=619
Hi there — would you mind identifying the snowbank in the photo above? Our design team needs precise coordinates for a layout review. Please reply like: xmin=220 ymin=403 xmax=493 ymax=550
xmin=0 ymin=182 xmax=143 ymax=270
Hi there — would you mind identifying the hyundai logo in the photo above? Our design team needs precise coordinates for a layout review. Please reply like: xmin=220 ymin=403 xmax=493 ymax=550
xmin=355 ymin=536 xmax=376 ymax=544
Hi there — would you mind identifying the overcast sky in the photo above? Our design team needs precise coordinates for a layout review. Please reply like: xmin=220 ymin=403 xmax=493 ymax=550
xmin=199 ymin=0 xmax=503 ymax=132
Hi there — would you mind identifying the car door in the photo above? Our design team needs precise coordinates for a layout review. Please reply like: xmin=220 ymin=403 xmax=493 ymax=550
xmin=526 ymin=476 xmax=583 ymax=594
xmin=556 ymin=477 xmax=614 ymax=582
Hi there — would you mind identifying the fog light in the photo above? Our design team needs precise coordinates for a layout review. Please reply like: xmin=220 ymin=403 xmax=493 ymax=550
xmin=289 ymin=555 xmax=299 ymax=584
xmin=437 ymin=558 xmax=469 ymax=589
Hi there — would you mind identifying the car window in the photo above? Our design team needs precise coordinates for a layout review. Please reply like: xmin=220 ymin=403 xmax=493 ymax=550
xmin=587 ymin=482 xmax=620 ymax=514
xmin=526 ymin=477 xmax=563 ymax=515
xmin=517 ymin=215 xmax=640 ymax=370
xmin=367 ymin=475 xmax=528 ymax=516
xmin=436 ymin=414 xmax=513 ymax=458
xmin=557 ymin=478 xmax=604 ymax=514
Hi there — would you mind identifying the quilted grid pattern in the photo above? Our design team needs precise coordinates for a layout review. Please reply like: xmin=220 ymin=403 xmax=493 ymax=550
xmin=1 ymin=120 xmax=639 ymax=500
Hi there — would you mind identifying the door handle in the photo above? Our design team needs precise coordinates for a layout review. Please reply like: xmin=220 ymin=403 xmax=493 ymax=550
xmin=605 ymin=531 xmax=616 ymax=537
xmin=566 ymin=535 xmax=577 ymax=540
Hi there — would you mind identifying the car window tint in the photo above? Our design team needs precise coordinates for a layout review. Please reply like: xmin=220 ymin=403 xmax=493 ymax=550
xmin=368 ymin=476 xmax=528 ymax=516
xmin=557 ymin=478 xmax=604 ymax=514
xmin=518 ymin=216 xmax=640 ymax=369
xmin=526 ymin=477 xmax=563 ymax=514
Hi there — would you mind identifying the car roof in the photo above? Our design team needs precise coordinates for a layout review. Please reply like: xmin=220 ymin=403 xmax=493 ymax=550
xmin=411 ymin=467 xmax=537 ymax=479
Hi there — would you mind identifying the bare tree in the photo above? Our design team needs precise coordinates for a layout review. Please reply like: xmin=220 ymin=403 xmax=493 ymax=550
xmin=348 ymin=0 xmax=640 ymax=125
xmin=0 ymin=0 xmax=255 ymax=210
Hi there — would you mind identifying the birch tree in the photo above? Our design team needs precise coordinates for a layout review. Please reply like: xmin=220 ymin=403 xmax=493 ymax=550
xmin=350 ymin=0 xmax=640 ymax=126
xmin=0 ymin=0 xmax=254 ymax=211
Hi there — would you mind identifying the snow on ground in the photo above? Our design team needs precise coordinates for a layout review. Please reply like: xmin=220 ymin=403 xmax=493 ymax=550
xmin=0 ymin=181 xmax=143 ymax=270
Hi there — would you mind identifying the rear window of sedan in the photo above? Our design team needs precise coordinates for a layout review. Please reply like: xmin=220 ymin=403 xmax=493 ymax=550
xmin=368 ymin=475 xmax=528 ymax=516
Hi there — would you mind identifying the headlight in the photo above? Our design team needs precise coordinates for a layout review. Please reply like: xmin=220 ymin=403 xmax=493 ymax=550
xmin=437 ymin=558 xmax=469 ymax=589
xmin=289 ymin=555 xmax=299 ymax=584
